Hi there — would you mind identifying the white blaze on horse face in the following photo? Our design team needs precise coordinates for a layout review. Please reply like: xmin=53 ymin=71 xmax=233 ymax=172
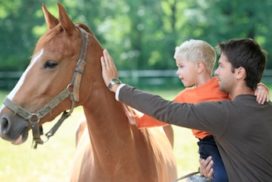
xmin=7 ymin=49 xmax=44 ymax=100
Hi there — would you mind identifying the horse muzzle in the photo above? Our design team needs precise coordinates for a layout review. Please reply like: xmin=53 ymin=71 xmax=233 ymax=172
xmin=0 ymin=110 xmax=29 ymax=144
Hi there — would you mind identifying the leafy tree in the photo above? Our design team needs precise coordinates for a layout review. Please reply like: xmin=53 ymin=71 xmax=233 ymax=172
xmin=0 ymin=0 xmax=271 ymax=72
xmin=0 ymin=0 xmax=43 ymax=71
xmin=179 ymin=0 xmax=272 ymax=68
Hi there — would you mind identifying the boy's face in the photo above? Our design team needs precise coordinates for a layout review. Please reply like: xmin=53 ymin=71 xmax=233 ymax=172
xmin=214 ymin=53 xmax=235 ymax=93
xmin=175 ymin=57 xmax=198 ymax=87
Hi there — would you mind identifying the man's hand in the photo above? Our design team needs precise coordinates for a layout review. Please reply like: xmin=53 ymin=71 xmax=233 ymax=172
xmin=199 ymin=156 xmax=214 ymax=179
xmin=100 ymin=49 xmax=120 ymax=92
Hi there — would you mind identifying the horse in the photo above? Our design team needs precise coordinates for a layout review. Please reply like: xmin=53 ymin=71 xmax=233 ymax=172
xmin=0 ymin=4 xmax=177 ymax=182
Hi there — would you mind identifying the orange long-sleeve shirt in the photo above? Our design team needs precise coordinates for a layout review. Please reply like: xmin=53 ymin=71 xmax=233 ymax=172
xmin=136 ymin=77 xmax=229 ymax=139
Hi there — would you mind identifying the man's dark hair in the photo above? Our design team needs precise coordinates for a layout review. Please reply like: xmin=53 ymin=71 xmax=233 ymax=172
xmin=218 ymin=38 xmax=266 ymax=89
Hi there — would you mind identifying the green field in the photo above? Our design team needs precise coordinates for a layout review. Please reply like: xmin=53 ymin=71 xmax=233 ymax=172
xmin=1 ymin=87 xmax=271 ymax=182
xmin=0 ymin=89 xmax=200 ymax=182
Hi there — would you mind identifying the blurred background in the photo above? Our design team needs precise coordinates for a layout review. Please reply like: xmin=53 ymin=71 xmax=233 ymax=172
xmin=0 ymin=0 xmax=271 ymax=181
xmin=0 ymin=0 xmax=271 ymax=90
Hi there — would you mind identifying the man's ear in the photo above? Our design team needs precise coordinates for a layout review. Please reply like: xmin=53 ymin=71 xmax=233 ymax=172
xmin=235 ymin=67 xmax=246 ymax=80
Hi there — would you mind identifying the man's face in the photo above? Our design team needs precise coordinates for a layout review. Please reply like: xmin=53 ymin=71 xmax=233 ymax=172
xmin=214 ymin=53 xmax=235 ymax=93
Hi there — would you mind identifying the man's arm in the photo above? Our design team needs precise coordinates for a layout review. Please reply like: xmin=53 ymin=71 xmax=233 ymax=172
xmin=118 ymin=85 xmax=229 ymax=135
xmin=100 ymin=49 xmax=229 ymax=136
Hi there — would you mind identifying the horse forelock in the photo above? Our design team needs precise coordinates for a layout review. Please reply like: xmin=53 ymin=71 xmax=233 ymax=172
xmin=36 ymin=24 xmax=83 ymax=57
xmin=35 ymin=25 xmax=62 ymax=50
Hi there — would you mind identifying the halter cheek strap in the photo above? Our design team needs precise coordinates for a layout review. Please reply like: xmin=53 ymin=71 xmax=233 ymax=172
xmin=3 ymin=27 xmax=89 ymax=148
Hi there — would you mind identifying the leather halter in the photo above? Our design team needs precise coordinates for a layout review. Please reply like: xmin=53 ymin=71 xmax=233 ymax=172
xmin=3 ymin=27 xmax=89 ymax=148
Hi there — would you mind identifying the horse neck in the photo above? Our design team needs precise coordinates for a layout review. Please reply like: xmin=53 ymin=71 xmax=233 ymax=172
xmin=81 ymin=44 xmax=139 ymax=157
xmin=83 ymin=84 xmax=132 ymax=137
xmin=82 ymin=83 xmax=141 ymax=162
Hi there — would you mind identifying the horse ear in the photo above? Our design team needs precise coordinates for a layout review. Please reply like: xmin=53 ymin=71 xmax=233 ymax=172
xmin=42 ymin=4 xmax=59 ymax=29
xmin=58 ymin=3 xmax=76 ymax=34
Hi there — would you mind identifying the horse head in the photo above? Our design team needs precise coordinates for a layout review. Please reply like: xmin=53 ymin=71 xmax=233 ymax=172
xmin=0 ymin=4 xmax=102 ymax=147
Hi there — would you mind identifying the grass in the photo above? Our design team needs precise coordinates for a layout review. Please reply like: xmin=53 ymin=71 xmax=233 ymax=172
xmin=0 ymin=86 xmax=271 ymax=181
xmin=0 ymin=89 xmax=199 ymax=181
xmin=0 ymin=106 xmax=86 ymax=182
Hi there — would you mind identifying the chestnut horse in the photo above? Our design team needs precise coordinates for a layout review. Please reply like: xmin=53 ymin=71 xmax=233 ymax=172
xmin=0 ymin=4 xmax=177 ymax=182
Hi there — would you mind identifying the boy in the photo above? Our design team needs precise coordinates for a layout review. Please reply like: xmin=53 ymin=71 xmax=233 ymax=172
xmin=136 ymin=40 xmax=229 ymax=182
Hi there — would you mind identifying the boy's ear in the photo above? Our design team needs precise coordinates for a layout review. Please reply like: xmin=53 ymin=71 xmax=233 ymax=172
xmin=197 ymin=62 xmax=206 ymax=73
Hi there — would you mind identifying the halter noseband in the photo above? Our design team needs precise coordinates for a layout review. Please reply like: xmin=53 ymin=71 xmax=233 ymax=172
xmin=3 ymin=27 xmax=89 ymax=148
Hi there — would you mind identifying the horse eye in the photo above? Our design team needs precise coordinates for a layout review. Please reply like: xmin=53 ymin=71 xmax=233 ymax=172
xmin=43 ymin=60 xmax=58 ymax=69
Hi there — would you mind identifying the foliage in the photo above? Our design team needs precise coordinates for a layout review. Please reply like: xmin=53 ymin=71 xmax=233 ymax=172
xmin=0 ymin=0 xmax=271 ymax=71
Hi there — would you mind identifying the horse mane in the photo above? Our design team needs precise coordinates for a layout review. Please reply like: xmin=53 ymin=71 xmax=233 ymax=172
xmin=76 ymin=22 xmax=139 ymax=127
xmin=76 ymin=23 xmax=92 ymax=33
xmin=121 ymin=103 xmax=142 ymax=126
xmin=76 ymin=23 xmax=105 ymax=50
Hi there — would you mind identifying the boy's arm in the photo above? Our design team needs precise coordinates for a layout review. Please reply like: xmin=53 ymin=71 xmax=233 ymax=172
xmin=136 ymin=114 xmax=168 ymax=128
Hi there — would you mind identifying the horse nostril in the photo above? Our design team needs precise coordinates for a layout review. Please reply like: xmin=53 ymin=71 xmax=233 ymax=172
xmin=0 ymin=116 xmax=11 ymax=134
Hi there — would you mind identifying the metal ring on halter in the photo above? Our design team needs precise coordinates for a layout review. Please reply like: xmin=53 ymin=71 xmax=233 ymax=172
xmin=67 ymin=83 xmax=74 ymax=93
xmin=29 ymin=114 xmax=40 ymax=125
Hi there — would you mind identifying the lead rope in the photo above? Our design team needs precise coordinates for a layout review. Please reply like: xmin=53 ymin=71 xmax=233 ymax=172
xmin=30 ymin=87 xmax=76 ymax=148
xmin=44 ymin=93 xmax=75 ymax=139
xmin=174 ymin=169 xmax=211 ymax=182
xmin=174 ymin=171 xmax=200 ymax=181
xmin=32 ymin=109 xmax=72 ymax=148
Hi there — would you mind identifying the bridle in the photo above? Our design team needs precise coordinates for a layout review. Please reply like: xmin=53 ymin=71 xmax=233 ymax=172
xmin=3 ymin=27 xmax=89 ymax=148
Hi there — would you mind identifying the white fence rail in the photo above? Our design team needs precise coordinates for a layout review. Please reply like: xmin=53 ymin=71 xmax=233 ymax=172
xmin=0 ymin=70 xmax=272 ymax=89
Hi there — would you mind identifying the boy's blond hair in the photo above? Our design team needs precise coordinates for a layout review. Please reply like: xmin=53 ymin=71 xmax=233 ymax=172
xmin=174 ymin=39 xmax=216 ymax=74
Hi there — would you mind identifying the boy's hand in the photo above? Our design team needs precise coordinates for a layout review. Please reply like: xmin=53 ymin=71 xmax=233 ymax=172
xmin=255 ymin=83 xmax=270 ymax=104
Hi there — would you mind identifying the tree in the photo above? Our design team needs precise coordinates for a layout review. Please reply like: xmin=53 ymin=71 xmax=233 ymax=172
xmin=0 ymin=0 xmax=43 ymax=71
xmin=179 ymin=0 xmax=272 ymax=68
xmin=0 ymin=0 xmax=271 ymax=72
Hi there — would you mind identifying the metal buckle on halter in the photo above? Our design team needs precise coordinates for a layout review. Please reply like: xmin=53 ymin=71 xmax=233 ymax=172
xmin=29 ymin=114 xmax=40 ymax=125
xmin=67 ymin=83 xmax=74 ymax=93
xmin=28 ymin=113 xmax=44 ymax=149
xmin=67 ymin=83 xmax=77 ymax=104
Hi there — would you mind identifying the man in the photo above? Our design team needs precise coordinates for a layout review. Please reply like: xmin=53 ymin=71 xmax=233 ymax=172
xmin=101 ymin=38 xmax=272 ymax=181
